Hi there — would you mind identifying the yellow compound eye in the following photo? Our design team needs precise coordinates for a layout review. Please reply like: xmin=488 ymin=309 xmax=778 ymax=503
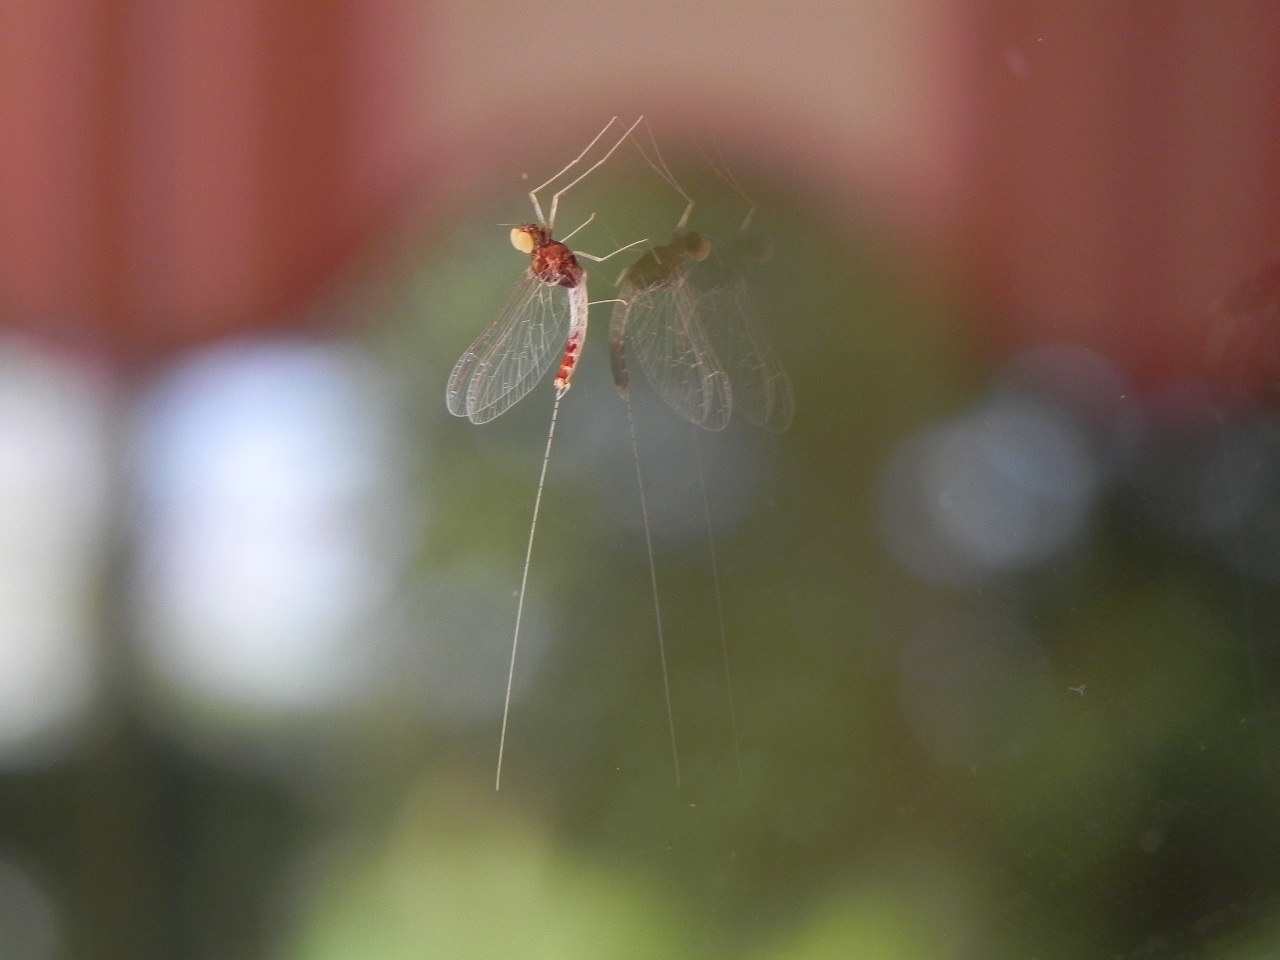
xmin=510 ymin=226 xmax=536 ymax=254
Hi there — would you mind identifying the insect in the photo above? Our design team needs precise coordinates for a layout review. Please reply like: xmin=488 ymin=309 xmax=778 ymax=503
xmin=446 ymin=116 xmax=644 ymax=423
xmin=444 ymin=116 xmax=645 ymax=789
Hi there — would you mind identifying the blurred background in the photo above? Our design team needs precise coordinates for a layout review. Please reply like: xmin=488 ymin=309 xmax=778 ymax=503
xmin=2 ymin=2 xmax=1280 ymax=957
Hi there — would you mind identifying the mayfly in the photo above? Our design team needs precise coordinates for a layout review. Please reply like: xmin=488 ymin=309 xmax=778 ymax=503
xmin=609 ymin=128 xmax=732 ymax=788
xmin=445 ymin=116 xmax=645 ymax=789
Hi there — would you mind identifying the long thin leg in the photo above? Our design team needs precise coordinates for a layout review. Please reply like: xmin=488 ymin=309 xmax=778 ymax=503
xmin=559 ymin=212 xmax=596 ymax=244
xmin=576 ymin=237 xmax=649 ymax=264
xmin=527 ymin=117 xmax=617 ymax=225
xmin=689 ymin=132 xmax=757 ymax=233
xmin=541 ymin=116 xmax=645 ymax=229
xmin=629 ymin=120 xmax=696 ymax=233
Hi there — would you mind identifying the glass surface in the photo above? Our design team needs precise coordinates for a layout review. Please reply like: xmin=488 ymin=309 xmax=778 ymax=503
xmin=1 ymin=8 xmax=1278 ymax=959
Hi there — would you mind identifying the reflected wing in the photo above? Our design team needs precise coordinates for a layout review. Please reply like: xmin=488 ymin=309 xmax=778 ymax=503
xmin=445 ymin=271 xmax=571 ymax=424
xmin=701 ymin=274 xmax=794 ymax=432
xmin=616 ymin=278 xmax=731 ymax=431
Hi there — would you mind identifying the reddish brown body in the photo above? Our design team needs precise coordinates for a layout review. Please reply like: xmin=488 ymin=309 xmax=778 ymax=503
xmin=554 ymin=330 xmax=584 ymax=390
xmin=507 ymin=223 xmax=590 ymax=393
xmin=518 ymin=224 xmax=584 ymax=288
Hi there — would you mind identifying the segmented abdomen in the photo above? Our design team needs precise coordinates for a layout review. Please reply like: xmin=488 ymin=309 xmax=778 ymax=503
xmin=552 ymin=279 xmax=590 ymax=393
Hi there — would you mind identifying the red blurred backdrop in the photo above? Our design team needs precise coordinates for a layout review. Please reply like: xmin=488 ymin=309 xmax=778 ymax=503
xmin=965 ymin=3 xmax=1280 ymax=399
xmin=0 ymin=2 xmax=437 ymax=362
xmin=1 ymin=2 xmax=1278 ymax=393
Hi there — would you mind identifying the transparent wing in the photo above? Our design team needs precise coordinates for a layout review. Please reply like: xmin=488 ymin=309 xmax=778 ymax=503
xmin=700 ymin=274 xmax=794 ymax=432
xmin=615 ymin=277 xmax=731 ymax=431
xmin=445 ymin=271 xmax=571 ymax=424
